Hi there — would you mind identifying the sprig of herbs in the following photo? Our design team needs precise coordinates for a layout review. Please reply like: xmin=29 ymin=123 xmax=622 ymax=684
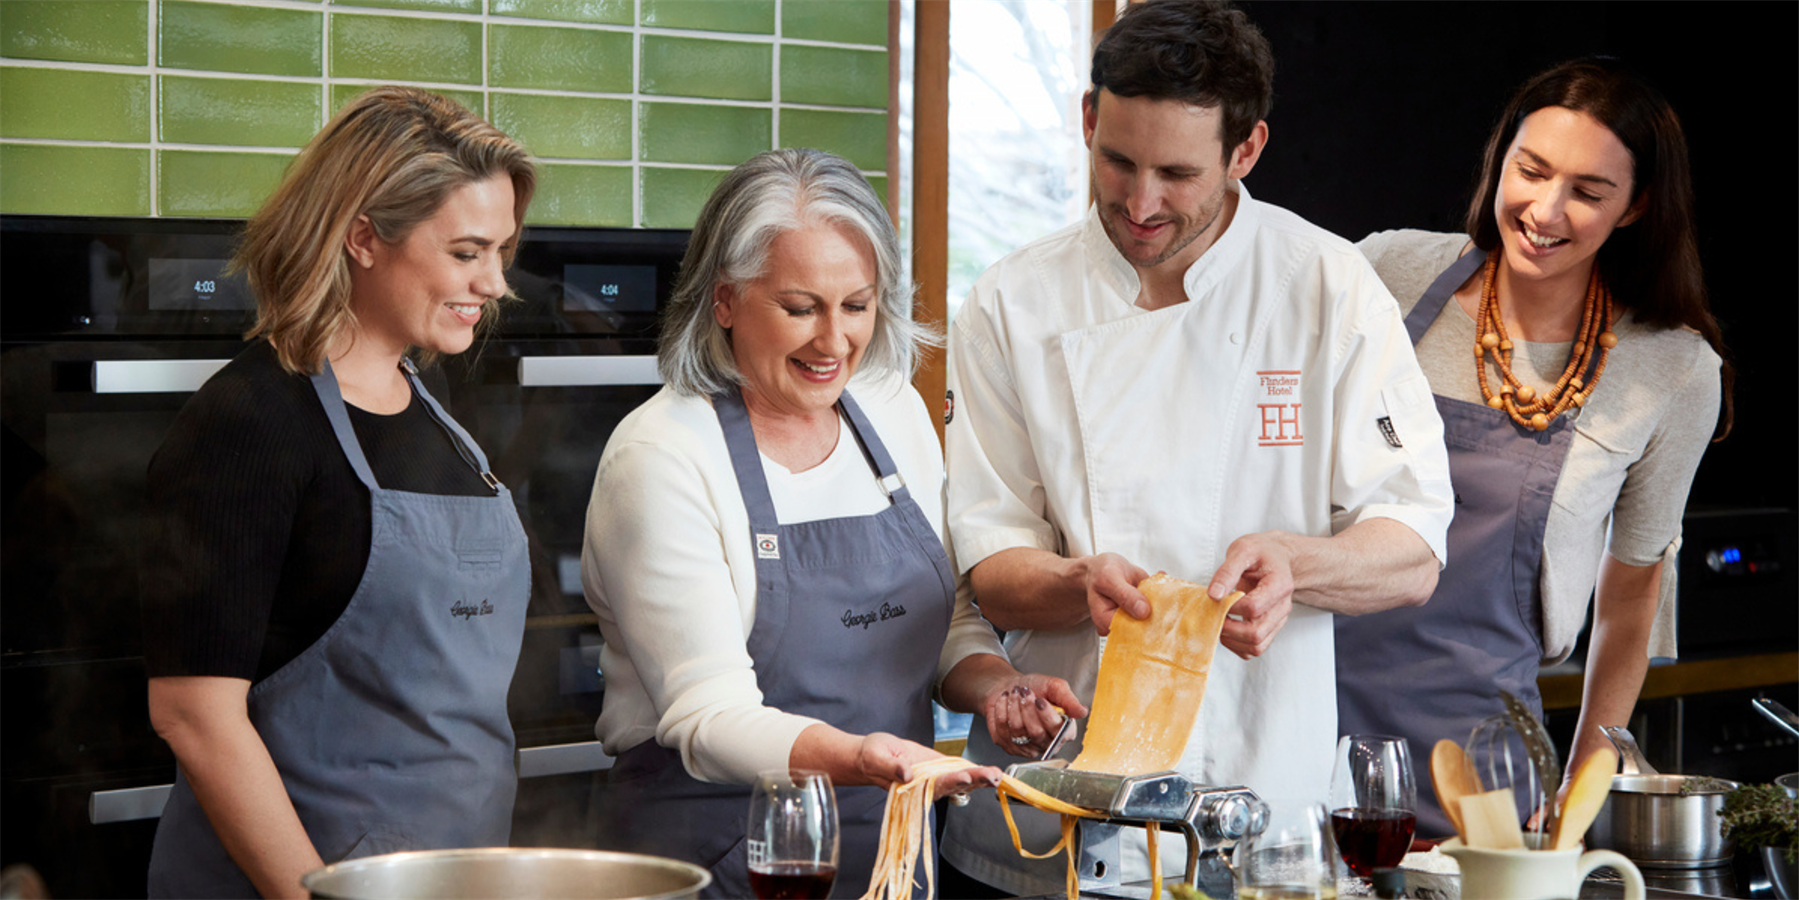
xmin=1717 ymin=783 xmax=1798 ymax=862
xmin=1168 ymin=883 xmax=1214 ymax=900
xmin=1679 ymin=776 xmax=1736 ymax=795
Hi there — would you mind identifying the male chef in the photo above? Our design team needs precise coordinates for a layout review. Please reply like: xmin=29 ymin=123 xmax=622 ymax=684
xmin=938 ymin=1 xmax=1456 ymax=894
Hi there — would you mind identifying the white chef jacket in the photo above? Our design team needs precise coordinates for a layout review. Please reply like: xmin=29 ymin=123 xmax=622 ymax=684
xmin=940 ymin=183 xmax=1455 ymax=894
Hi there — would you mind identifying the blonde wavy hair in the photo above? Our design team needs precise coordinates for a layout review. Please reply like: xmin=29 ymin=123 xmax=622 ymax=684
xmin=237 ymin=86 xmax=536 ymax=373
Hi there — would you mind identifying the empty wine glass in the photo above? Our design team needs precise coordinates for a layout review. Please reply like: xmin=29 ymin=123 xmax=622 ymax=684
xmin=747 ymin=769 xmax=839 ymax=900
xmin=1235 ymin=800 xmax=1340 ymax=899
xmin=1329 ymin=735 xmax=1417 ymax=881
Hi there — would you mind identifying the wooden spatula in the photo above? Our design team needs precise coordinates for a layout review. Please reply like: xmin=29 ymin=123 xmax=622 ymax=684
xmin=1431 ymin=739 xmax=1480 ymax=840
xmin=1551 ymin=747 xmax=1618 ymax=850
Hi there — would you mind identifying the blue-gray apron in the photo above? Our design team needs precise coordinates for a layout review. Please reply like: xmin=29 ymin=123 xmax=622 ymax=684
xmin=1334 ymin=248 xmax=1576 ymax=839
xmin=589 ymin=387 xmax=954 ymax=899
xmin=147 ymin=359 xmax=530 ymax=898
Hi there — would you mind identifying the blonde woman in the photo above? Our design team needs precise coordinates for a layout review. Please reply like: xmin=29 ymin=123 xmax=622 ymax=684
xmin=141 ymin=87 xmax=536 ymax=899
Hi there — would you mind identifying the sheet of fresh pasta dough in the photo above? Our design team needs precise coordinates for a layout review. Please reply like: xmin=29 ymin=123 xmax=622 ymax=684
xmin=1070 ymin=572 xmax=1242 ymax=775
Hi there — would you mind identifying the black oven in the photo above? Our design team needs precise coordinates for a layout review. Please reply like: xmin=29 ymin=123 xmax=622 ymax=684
xmin=0 ymin=215 xmax=686 ymax=896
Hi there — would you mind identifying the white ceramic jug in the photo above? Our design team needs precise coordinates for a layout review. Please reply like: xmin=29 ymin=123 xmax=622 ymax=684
xmin=1439 ymin=837 xmax=1644 ymax=899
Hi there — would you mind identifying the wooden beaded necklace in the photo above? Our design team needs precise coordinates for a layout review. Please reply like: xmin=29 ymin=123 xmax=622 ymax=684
xmin=1474 ymin=252 xmax=1617 ymax=431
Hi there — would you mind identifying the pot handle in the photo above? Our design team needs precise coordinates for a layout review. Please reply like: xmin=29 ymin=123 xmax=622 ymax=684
xmin=1578 ymin=849 xmax=1644 ymax=900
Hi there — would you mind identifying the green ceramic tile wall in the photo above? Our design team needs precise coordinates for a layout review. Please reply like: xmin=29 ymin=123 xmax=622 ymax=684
xmin=781 ymin=45 xmax=887 ymax=109
xmin=2 ymin=1 xmax=148 ymax=66
xmin=1 ymin=67 xmax=150 ymax=142
xmin=640 ymin=0 xmax=775 ymax=35
xmin=488 ymin=23 xmax=632 ymax=93
xmin=490 ymin=0 xmax=631 ymax=27
xmin=641 ymin=36 xmax=771 ymax=102
xmin=490 ymin=93 xmax=631 ymax=160
xmin=158 ymin=149 xmax=294 ymax=217
xmin=640 ymin=166 xmax=725 ymax=229
xmin=783 ymin=0 xmax=888 ymax=45
xmin=0 ymin=144 xmax=150 ymax=215
xmin=0 ymin=0 xmax=889 ymax=226
xmin=159 ymin=1 xmax=321 ymax=77
xmin=160 ymin=76 xmax=322 ymax=148
xmin=330 ymin=13 xmax=482 ymax=84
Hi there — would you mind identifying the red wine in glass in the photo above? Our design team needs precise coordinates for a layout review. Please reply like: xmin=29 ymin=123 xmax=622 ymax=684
xmin=749 ymin=861 xmax=837 ymax=899
xmin=1330 ymin=807 xmax=1416 ymax=878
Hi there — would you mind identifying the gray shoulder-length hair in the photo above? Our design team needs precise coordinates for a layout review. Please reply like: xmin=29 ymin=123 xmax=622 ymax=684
xmin=659 ymin=147 xmax=938 ymax=396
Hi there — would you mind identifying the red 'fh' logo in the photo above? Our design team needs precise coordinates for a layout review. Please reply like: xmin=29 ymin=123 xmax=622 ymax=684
xmin=1256 ymin=370 xmax=1303 ymax=447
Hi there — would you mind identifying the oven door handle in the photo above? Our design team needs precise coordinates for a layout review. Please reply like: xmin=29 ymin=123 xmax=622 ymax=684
xmin=90 ymin=359 xmax=232 ymax=393
xmin=89 ymin=743 xmax=616 ymax=823
xmin=516 ymin=355 xmax=661 ymax=387
xmin=90 ymin=784 xmax=172 ymax=824
xmin=517 ymin=740 xmax=615 ymax=778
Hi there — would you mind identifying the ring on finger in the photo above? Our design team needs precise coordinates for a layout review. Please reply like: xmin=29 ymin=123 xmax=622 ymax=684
xmin=1010 ymin=735 xmax=1031 ymax=746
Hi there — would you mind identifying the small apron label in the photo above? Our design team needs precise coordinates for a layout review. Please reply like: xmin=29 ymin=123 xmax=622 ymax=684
xmin=756 ymin=534 xmax=780 ymax=559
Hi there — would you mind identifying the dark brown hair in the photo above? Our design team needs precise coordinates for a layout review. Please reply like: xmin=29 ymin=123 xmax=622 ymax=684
xmin=1466 ymin=58 xmax=1732 ymax=438
xmin=1089 ymin=0 xmax=1273 ymax=152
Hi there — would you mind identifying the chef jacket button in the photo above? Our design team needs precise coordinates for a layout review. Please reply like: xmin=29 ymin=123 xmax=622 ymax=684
xmin=1229 ymin=332 xmax=1243 ymax=345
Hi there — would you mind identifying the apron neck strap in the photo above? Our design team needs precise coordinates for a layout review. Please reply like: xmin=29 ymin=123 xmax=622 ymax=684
xmin=712 ymin=387 xmax=780 ymax=524
xmin=712 ymin=385 xmax=905 ymax=524
xmin=309 ymin=357 xmax=500 ymax=493
xmin=835 ymin=390 xmax=906 ymax=500
xmin=1404 ymin=246 xmax=1488 ymax=346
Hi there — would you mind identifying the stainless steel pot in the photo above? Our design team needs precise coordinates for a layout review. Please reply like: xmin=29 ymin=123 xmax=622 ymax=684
xmin=1765 ymin=846 xmax=1797 ymax=900
xmin=1587 ymin=773 xmax=1738 ymax=868
xmin=301 ymin=848 xmax=711 ymax=900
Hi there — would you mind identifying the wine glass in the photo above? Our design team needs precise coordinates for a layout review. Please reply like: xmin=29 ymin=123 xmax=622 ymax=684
xmin=1235 ymin=800 xmax=1340 ymax=899
xmin=747 ymin=769 xmax=839 ymax=900
xmin=1329 ymin=735 xmax=1417 ymax=881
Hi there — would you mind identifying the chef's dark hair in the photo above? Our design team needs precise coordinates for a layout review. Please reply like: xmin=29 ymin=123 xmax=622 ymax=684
xmin=1465 ymin=57 xmax=1732 ymax=439
xmin=1088 ymin=0 xmax=1273 ymax=154
xmin=238 ymin=86 xmax=536 ymax=375
xmin=658 ymin=148 xmax=936 ymax=397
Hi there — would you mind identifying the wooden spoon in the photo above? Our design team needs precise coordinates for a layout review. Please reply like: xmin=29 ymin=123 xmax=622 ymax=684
xmin=1430 ymin=739 xmax=1481 ymax=840
xmin=1550 ymin=747 xmax=1618 ymax=850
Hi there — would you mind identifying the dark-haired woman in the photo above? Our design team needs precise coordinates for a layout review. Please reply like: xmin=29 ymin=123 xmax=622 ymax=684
xmin=1334 ymin=58 xmax=1729 ymax=839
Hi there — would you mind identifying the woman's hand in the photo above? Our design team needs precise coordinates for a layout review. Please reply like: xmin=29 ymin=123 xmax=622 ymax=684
xmin=981 ymin=675 xmax=1089 ymax=759
xmin=854 ymin=733 xmax=1002 ymax=801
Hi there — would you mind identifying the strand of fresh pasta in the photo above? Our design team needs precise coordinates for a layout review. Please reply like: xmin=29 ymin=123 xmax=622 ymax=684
xmin=858 ymin=757 xmax=1112 ymax=900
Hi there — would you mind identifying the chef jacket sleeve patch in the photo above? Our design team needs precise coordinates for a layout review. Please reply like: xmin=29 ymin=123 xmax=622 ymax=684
xmin=1377 ymin=416 xmax=1402 ymax=448
xmin=1375 ymin=376 xmax=1450 ymax=478
xmin=943 ymin=389 xmax=955 ymax=425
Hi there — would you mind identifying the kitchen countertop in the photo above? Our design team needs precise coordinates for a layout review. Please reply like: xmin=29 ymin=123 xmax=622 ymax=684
xmin=1539 ymin=651 xmax=1797 ymax=711
xmin=1004 ymin=852 xmax=1784 ymax=899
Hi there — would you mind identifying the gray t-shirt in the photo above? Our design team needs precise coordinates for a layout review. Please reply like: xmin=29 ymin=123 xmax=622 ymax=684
xmin=1358 ymin=230 xmax=1722 ymax=661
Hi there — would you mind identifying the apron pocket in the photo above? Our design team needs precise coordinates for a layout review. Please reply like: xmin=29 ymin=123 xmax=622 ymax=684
xmin=333 ymin=824 xmax=411 ymax=863
xmin=456 ymin=542 xmax=507 ymax=571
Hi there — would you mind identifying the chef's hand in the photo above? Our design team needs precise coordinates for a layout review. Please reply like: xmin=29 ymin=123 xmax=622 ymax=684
xmin=1078 ymin=552 xmax=1152 ymax=635
xmin=982 ymin=677 xmax=1089 ymax=758
xmin=1208 ymin=531 xmax=1297 ymax=659
xmin=854 ymin=733 xmax=1002 ymax=801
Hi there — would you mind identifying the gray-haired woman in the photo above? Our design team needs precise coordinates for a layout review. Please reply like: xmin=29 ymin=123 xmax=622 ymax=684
xmin=581 ymin=148 xmax=1082 ymax=898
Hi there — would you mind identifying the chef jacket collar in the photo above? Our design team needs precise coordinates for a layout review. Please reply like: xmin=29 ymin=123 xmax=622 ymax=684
xmin=1080 ymin=179 xmax=1261 ymax=310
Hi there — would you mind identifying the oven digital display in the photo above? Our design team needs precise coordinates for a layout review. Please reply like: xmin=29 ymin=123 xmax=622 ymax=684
xmin=149 ymin=258 xmax=252 ymax=311
xmin=563 ymin=264 xmax=658 ymax=314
